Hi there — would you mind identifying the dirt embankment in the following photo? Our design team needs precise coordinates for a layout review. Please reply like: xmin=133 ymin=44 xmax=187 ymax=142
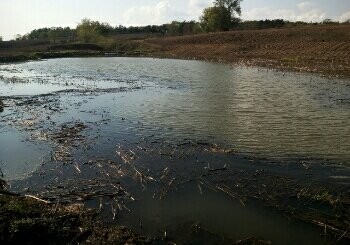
xmin=145 ymin=24 xmax=350 ymax=77
xmin=1 ymin=24 xmax=350 ymax=77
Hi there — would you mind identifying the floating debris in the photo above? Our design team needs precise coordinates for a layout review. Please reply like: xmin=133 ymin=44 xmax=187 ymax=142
xmin=0 ymin=99 xmax=4 ymax=113
xmin=51 ymin=121 xmax=88 ymax=164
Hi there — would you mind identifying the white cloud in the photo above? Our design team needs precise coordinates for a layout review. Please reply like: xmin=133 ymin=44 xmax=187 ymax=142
xmin=297 ymin=1 xmax=314 ymax=12
xmin=297 ymin=9 xmax=326 ymax=22
xmin=242 ymin=2 xmax=327 ymax=22
xmin=338 ymin=11 xmax=350 ymax=22
xmin=242 ymin=7 xmax=295 ymax=21
xmin=122 ymin=1 xmax=350 ymax=24
xmin=123 ymin=1 xmax=173 ymax=26
xmin=122 ymin=0 xmax=212 ymax=26
xmin=188 ymin=0 xmax=211 ymax=15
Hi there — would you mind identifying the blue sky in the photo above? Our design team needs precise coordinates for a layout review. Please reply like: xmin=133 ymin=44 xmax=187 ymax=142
xmin=1 ymin=0 xmax=349 ymax=40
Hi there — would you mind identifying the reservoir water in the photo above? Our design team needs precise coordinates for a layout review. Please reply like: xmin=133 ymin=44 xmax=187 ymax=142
xmin=1 ymin=57 xmax=349 ymax=243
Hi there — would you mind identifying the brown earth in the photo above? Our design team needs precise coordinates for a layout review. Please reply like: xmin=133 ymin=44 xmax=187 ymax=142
xmin=144 ymin=24 xmax=350 ymax=77
xmin=1 ymin=24 xmax=350 ymax=77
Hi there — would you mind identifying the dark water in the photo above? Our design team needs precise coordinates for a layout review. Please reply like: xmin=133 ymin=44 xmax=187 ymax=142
xmin=1 ymin=57 xmax=349 ymax=243
xmin=1 ymin=57 xmax=349 ymax=165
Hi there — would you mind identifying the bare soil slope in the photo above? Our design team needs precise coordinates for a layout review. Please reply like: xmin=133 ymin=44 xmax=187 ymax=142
xmin=146 ymin=24 xmax=350 ymax=76
xmin=1 ymin=25 xmax=349 ymax=77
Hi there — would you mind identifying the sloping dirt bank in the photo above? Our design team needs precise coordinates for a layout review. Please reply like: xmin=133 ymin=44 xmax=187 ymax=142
xmin=146 ymin=24 xmax=350 ymax=77
xmin=1 ymin=25 xmax=350 ymax=78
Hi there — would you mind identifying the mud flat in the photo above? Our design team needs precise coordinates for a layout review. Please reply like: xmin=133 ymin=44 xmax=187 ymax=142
xmin=0 ymin=57 xmax=349 ymax=244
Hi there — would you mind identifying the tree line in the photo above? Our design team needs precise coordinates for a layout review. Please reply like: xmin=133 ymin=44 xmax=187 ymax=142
xmin=14 ymin=20 xmax=204 ymax=42
xmin=7 ymin=0 xmax=349 ymax=43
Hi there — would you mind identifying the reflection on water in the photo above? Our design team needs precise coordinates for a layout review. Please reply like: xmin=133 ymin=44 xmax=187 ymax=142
xmin=0 ymin=128 xmax=49 ymax=180
xmin=1 ymin=57 xmax=349 ymax=164
xmin=1 ymin=57 xmax=349 ymax=243
xmin=145 ymin=63 xmax=350 ymax=162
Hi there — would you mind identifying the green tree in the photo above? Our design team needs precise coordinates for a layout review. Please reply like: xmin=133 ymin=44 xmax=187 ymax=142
xmin=48 ymin=29 xmax=57 ymax=43
xmin=200 ymin=6 xmax=232 ymax=32
xmin=165 ymin=21 xmax=203 ymax=36
xmin=76 ymin=18 xmax=112 ymax=43
xmin=166 ymin=21 xmax=181 ymax=36
xmin=0 ymin=36 xmax=3 ymax=42
xmin=214 ymin=0 xmax=242 ymax=17
xmin=322 ymin=18 xmax=338 ymax=24
xmin=15 ymin=34 xmax=22 ymax=41
xmin=200 ymin=0 xmax=243 ymax=32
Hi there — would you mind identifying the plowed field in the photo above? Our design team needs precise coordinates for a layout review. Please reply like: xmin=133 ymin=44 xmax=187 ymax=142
xmin=146 ymin=24 xmax=350 ymax=77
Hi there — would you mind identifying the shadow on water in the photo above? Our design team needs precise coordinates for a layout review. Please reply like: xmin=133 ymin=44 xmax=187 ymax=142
xmin=89 ymin=182 xmax=331 ymax=245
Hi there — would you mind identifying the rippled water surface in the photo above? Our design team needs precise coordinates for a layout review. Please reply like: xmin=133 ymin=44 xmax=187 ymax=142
xmin=1 ymin=57 xmax=349 ymax=164
xmin=1 ymin=58 xmax=349 ymax=244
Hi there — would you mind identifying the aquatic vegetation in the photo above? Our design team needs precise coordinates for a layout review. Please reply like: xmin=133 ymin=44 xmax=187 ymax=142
xmin=297 ymin=187 xmax=340 ymax=206
xmin=0 ymin=193 xmax=151 ymax=244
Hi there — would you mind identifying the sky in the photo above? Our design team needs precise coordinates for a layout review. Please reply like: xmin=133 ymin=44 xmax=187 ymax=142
xmin=0 ymin=0 xmax=350 ymax=40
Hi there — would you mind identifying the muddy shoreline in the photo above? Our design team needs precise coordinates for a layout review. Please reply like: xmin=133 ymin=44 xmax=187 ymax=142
xmin=1 ymin=50 xmax=349 ymax=80
xmin=0 ymin=190 xmax=154 ymax=244
xmin=1 ymin=25 xmax=350 ymax=78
